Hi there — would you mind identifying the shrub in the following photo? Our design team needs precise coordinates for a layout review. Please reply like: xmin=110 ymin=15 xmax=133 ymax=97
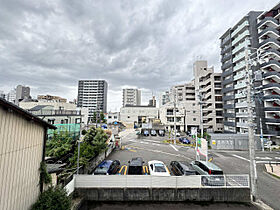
xmin=31 ymin=186 xmax=71 ymax=210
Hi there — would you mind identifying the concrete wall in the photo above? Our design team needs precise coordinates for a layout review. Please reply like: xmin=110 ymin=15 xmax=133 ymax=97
xmin=75 ymin=188 xmax=250 ymax=202
xmin=0 ymin=106 xmax=45 ymax=210
xmin=120 ymin=106 xmax=158 ymax=124
xmin=211 ymin=133 xmax=262 ymax=150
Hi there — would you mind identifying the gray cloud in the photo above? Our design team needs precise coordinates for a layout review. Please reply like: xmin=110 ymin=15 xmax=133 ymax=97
xmin=0 ymin=0 xmax=278 ymax=110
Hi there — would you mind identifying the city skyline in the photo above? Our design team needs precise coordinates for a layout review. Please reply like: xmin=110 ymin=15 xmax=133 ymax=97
xmin=0 ymin=0 xmax=278 ymax=111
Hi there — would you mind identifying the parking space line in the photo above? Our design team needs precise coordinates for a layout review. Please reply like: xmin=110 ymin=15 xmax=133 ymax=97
xmin=232 ymin=154 xmax=249 ymax=162
xmin=170 ymin=144 xmax=178 ymax=151
xmin=124 ymin=165 xmax=128 ymax=175
xmin=118 ymin=165 xmax=125 ymax=174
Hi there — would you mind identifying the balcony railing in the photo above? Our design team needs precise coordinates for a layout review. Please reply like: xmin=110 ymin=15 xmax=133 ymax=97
xmin=257 ymin=17 xmax=279 ymax=29
xmin=233 ymin=51 xmax=246 ymax=63
xmin=232 ymin=20 xmax=249 ymax=38
xmin=259 ymin=38 xmax=280 ymax=49
xmin=232 ymin=30 xmax=250 ymax=46
xmin=222 ymin=61 xmax=233 ymax=70
xmin=235 ymin=93 xmax=246 ymax=99
xmin=235 ymin=101 xmax=248 ymax=108
xmin=236 ymin=122 xmax=248 ymax=128
xmin=233 ymin=61 xmax=246 ymax=72
xmin=260 ymin=60 xmax=280 ymax=70
xmin=28 ymin=109 xmax=82 ymax=116
xmin=232 ymin=40 xmax=250 ymax=55
xmin=259 ymin=27 xmax=280 ymax=39
xmin=234 ymin=82 xmax=247 ymax=90
xmin=234 ymin=72 xmax=246 ymax=81
xmin=221 ymin=68 xmax=233 ymax=77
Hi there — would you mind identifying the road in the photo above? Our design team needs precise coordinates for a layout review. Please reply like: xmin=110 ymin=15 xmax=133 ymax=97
xmin=105 ymin=130 xmax=280 ymax=210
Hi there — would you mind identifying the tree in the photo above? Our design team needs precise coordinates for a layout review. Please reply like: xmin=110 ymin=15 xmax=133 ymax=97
xmin=46 ymin=130 xmax=73 ymax=160
xmin=100 ymin=112 xmax=106 ymax=123
xmin=31 ymin=186 xmax=71 ymax=210
xmin=92 ymin=112 xmax=97 ymax=122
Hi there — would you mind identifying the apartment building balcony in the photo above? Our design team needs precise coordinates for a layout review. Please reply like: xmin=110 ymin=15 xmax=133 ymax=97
xmin=266 ymin=129 xmax=280 ymax=136
xmin=263 ymin=48 xmax=280 ymax=59
xmin=263 ymin=94 xmax=280 ymax=101
xmin=28 ymin=109 xmax=82 ymax=116
xmin=224 ymin=112 xmax=235 ymax=118
xmin=259 ymin=38 xmax=280 ymax=49
xmin=233 ymin=51 xmax=246 ymax=63
xmin=264 ymin=107 xmax=280 ymax=112
xmin=236 ymin=122 xmax=248 ymax=128
xmin=235 ymin=93 xmax=246 ymax=99
xmin=232 ymin=30 xmax=250 ymax=46
xmin=232 ymin=40 xmax=250 ymax=55
xmin=263 ymin=71 xmax=280 ymax=82
xmin=223 ymin=95 xmax=234 ymax=101
xmin=224 ymin=121 xmax=235 ymax=127
xmin=222 ymin=77 xmax=233 ymax=86
xmin=222 ymin=60 xmax=232 ymax=70
xmin=236 ymin=112 xmax=248 ymax=117
xmin=263 ymin=83 xmax=280 ymax=92
xmin=221 ymin=45 xmax=231 ymax=55
xmin=234 ymin=82 xmax=247 ymax=90
xmin=234 ymin=72 xmax=246 ymax=81
xmin=221 ymin=53 xmax=232 ymax=63
xmin=221 ymin=86 xmax=234 ymax=94
xmin=233 ymin=61 xmax=246 ymax=72
xmin=221 ymin=68 xmax=233 ymax=77
xmin=265 ymin=118 xmax=280 ymax=124
xmin=259 ymin=27 xmax=280 ymax=39
xmin=224 ymin=104 xmax=235 ymax=109
xmin=221 ymin=35 xmax=231 ymax=46
xmin=257 ymin=16 xmax=279 ymax=29
xmin=260 ymin=60 xmax=280 ymax=71
xmin=232 ymin=20 xmax=249 ymax=38
xmin=235 ymin=101 xmax=247 ymax=108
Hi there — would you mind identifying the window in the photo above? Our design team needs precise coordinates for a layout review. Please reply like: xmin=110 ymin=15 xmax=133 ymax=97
xmin=193 ymin=103 xmax=195 ymax=106
xmin=127 ymin=116 xmax=130 ymax=119
xmin=114 ymin=116 xmax=117 ymax=119
xmin=193 ymin=118 xmax=196 ymax=121
xmin=193 ymin=111 xmax=196 ymax=113
xmin=108 ymin=116 xmax=112 ymax=119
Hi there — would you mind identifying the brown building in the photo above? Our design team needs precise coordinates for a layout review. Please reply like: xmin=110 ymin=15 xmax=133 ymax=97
xmin=0 ymin=98 xmax=56 ymax=210
xmin=37 ymin=94 xmax=67 ymax=103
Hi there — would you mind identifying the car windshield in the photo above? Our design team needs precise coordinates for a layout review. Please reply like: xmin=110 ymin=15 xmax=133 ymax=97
xmin=94 ymin=167 xmax=108 ymax=174
xmin=154 ymin=163 xmax=166 ymax=172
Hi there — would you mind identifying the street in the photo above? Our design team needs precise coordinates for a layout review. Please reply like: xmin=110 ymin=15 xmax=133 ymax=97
xmin=106 ymin=130 xmax=280 ymax=210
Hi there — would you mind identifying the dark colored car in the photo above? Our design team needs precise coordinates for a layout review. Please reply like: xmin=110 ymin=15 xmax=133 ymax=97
xmin=170 ymin=161 xmax=197 ymax=176
xmin=179 ymin=137 xmax=190 ymax=144
xmin=93 ymin=160 xmax=120 ymax=175
xmin=128 ymin=157 xmax=144 ymax=175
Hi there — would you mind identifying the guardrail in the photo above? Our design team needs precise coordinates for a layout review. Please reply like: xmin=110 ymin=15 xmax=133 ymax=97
xmin=74 ymin=174 xmax=249 ymax=188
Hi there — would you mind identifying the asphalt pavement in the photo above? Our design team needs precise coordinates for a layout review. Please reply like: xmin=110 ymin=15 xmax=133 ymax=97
xmin=105 ymin=131 xmax=280 ymax=210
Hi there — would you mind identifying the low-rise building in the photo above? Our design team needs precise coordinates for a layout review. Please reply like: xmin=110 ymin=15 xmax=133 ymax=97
xmin=0 ymin=98 xmax=56 ymax=210
xmin=159 ymin=104 xmax=185 ymax=131
xmin=106 ymin=112 xmax=120 ymax=124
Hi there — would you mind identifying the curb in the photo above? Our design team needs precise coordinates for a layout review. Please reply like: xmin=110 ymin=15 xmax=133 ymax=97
xmin=252 ymin=199 xmax=273 ymax=210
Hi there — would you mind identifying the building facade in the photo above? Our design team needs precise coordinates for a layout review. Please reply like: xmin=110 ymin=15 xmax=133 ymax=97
xmin=258 ymin=3 xmax=280 ymax=142
xmin=159 ymin=91 xmax=170 ymax=107
xmin=16 ymin=85 xmax=31 ymax=104
xmin=37 ymin=94 xmax=67 ymax=102
xmin=106 ymin=112 xmax=120 ymax=124
xmin=193 ymin=61 xmax=224 ymax=133
xmin=0 ymin=98 xmax=56 ymax=210
xmin=159 ymin=104 xmax=185 ymax=131
xmin=77 ymin=80 xmax=108 ymax=122
xmin=220 ymin=11 xmax=263 ymax=134
xmin=122 ymin=88 xmax=141 ymax=107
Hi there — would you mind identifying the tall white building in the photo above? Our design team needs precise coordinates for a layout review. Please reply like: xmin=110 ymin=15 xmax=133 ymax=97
xmin=122 ymin=88 xmax=141 ymax=107
xmin=77 ymin=80 xmax=108 ymax=123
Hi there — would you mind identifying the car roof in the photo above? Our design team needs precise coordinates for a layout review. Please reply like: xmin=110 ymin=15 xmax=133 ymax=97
xmin=177 ymin=161 xmax=195 ymax=171
xmin=197 ymin=160 xmax=222 ymax=171
xmin=148 ymin=160 xmax=164 ymax=165
xmin=130 ymin=157 xmax=143 ymax=166
xmin=98 ymin=160 xmax=113 ymax=168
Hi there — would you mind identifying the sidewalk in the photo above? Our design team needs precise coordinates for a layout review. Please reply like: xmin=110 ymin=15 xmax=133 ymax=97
xmin=265 ymin=163 xmax=280 ymax=178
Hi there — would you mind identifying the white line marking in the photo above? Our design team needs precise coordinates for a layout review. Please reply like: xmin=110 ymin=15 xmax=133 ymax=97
xmin=170 ymin=144 xmax=178 ymax=151
xmin=152 ymin=143 xmax=161 ymax=146
xmin=232 ymin=154 xmax=250 ymax=162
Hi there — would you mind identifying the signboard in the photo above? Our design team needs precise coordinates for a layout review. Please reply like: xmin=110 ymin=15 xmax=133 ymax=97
xmin=198 ymin=138 xmax=207 ymax=157
xmin=191 ymin=127 xmax=197 ymax=136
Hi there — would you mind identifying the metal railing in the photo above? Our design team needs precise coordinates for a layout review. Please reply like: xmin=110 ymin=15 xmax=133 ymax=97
xmin=73 ymin=174 xmax=249 ymax=188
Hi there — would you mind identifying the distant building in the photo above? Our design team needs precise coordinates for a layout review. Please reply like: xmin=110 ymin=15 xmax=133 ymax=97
xmin=0 ymin=90 xmax=6 ymax=100
xmin=0 ymin=97 xmax=56 ymax=210
xmin=148 ymin=96 xmax=156 ymax=107
xmin=120 ymin=105 xmax=159 ymax=125
xmin=159 ymin=104 xmax=185 ymax=131
xmin=106 ymin=112 xmax=120 ymax=124
xmin=77 ymin=80 xmax=108 ymax=123
xmin=16 ymin=85 xmax=31 ymax=104
xmin=37 ymin=94 xmax=67 ymax=103
xmin=159 ymin=91 xmax=170 ymax=107
xmin=7 ymin=88 xmax=16 ymax=103
xmin=122 ymin=88 xmax=141 ymax=107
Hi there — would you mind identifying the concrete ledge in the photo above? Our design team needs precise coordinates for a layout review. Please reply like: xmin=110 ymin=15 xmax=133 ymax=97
xmin=75 ymin=187 xmax=250 ymax=203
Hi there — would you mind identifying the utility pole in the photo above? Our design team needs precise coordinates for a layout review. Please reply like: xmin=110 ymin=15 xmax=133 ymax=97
xmin=260 ymin=118 xmax=264 ymax=152
xmin=245 ymin=41 xmax=257 ymax=201
xmin=174 ymin=90 xmax=177 ymax=145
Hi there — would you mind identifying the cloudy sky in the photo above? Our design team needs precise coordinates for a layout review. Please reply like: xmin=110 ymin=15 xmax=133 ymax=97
xmin=0 ymin=0 xmax=278 ymax=111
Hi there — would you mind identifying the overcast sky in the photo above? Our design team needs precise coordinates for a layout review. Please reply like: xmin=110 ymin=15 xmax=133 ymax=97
xmin=0 ymin=0 xmax=278 ymax=111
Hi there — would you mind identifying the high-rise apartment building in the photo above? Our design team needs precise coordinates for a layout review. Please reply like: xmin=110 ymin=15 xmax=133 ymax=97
xmin=193 ymin=61 xmax=224 ymax=133
xmin=15 ymin=85 xmax=30 ymax=104
xmin=77 ymin=80 xmax=108 ymax=122
xmin=159 ymin=91 xmax=170 ymax=107
xmin=122 ymin=88 xmax=141 ymax=107
xmin=257 ymin=3 xmax=280 ymax=142
xmin=220 ymin=11 xmax=262 ymax=134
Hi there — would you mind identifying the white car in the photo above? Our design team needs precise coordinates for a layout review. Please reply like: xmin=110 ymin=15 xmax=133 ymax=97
xmin=148 ymin=160 xmax=170 ymax=176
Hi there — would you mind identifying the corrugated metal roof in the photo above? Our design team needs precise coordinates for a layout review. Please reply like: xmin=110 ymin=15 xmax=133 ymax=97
xmin=0 ymin=97 xmax=56 ymax=129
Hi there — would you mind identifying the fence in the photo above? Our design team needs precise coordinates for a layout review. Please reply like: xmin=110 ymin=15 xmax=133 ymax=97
xmin=74 ymin=174 xmax=249 ymax=188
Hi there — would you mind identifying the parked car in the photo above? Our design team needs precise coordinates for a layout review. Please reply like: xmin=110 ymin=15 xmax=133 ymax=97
xmin=151 ymin=129 xmax=157 ymax=136
xmin=176 ymin=132 xmax=180 ymax=137
xmin=143 ymin=130 xmax=149 ymax=136
xmin=170 ymin=161 xmax=196 ymax=176
xmin=148 ymin=160 xmax=170 ymax=176
xmin=93 ymin=160 xmax=120 ymax=175
xmin=128 ymin=157 xmax=144 ymax=175
xmin=190 ymin=160 xmax=224 ymax=186
xmin=179 ymin=137 xmax=190 ymax=144
xmin=158 ymin=130 xmax=165 ymax=136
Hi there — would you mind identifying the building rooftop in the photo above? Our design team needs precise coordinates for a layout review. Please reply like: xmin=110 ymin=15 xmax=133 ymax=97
xmin=0 ymin=97 xmax=56 ymax=129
